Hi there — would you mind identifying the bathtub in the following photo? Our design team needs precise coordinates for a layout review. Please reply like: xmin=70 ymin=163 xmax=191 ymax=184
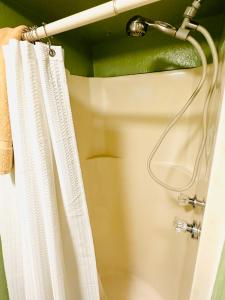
xmin=66 ymin=50 xmax=225 ymax=300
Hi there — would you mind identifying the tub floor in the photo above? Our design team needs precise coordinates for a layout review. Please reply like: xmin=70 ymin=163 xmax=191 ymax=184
xmin=100 ymin=272 xmax=163 ymax=300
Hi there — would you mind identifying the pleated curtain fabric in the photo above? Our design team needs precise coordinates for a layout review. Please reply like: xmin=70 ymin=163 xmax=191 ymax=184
xmin=0 ymin=39 xmax=100 ymax=300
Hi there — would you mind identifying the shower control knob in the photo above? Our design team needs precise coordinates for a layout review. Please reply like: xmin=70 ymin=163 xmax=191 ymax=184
xmin=178 ymin=193 xmax=205 ymax=209
xmin=173 ymin=218 xmax=201 ymax=239
xmin=178 ymin=194 xmax=191 ymax=206
xmin=174 ymin=218 xmax=188 ymax=233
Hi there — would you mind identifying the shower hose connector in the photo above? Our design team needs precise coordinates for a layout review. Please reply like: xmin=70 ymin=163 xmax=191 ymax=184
xmin=183 ymin=0 xmax=202 ymax=20
xmin=176 ymin=0 xmax=202 ymax=40
xmin=174 ymin=218 xmax=201 ymax=239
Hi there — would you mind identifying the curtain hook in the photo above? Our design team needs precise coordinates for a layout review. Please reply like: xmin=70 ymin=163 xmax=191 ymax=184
xmin=42 ymin=22 xmax=56 ymax=57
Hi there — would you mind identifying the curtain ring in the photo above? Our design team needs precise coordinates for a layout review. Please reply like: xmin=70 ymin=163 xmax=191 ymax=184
xmin=22 ymin=25 xmax=39 ymax=42
xmin=42 ymin=22 xmax=56 ymax=57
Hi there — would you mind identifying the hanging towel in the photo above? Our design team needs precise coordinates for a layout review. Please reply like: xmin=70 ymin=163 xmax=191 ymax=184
xmin=0 ymin=26 xmax=26 ymax=174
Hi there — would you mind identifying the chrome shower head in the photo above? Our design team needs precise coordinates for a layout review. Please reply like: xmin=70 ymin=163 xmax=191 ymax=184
xmin=126 ymin=15 xmax=150 ymax=37
xmin=126 ymin=15 xmax=177 ymax=38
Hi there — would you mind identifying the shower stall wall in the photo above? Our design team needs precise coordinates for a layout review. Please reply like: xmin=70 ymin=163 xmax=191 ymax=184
xmin=66 ymin=56 xmax=223 ymax=299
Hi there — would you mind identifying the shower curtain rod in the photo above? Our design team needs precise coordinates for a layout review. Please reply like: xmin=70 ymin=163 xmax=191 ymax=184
xmin=22 ymin=0 xmax=160 ymax=42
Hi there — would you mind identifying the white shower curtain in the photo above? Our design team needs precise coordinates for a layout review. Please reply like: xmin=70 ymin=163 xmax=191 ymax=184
xmin=0 ymin=39 xmax=100 ymax=300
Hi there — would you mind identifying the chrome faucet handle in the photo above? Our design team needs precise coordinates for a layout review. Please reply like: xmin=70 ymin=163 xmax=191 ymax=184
xmin=178 ymin=193 xmax=205 ymax=208
xmin=173 ymin=218 xmax=188 ymax=233
xmin=173 ymin=218 xmax=201 ymax=239
xmin=177 ymin=193 xmax=190 ymax=206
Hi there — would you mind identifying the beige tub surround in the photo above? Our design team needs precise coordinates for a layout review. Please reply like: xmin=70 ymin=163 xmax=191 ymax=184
xmin=0 ymin=26 xmax=26 ymax=174
xmin=66 ymin=65 xmax=218 ymax=300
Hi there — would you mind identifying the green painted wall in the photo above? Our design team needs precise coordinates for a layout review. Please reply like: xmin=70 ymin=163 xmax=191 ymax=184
xmin=60 ymin=38 xmax=93 ymax=76
xmin=0 ymin=240 xmax=8 ymax=300
xmin=92 ymin=14 xmax=224 ymax=77
xmin=2 ymin=0 xmax=224 ymax=77
xmin=212 ymin=242 xmax=225 ymax=300
xmin=4 ymin=0 xmax=224 ymax=45
xmin=0 ymin=1 xmax=93 ymax=76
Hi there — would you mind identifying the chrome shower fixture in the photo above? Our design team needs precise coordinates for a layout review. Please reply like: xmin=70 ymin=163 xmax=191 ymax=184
xmin=178 ymin=194 xmax=206 ymax=209
xmin=126 ymin=1 xmax=204 ymax=41
xmin=182 ymin=0 xmax=203 ymax=24
xmin=174 ymin=218 xmax=201 ymax=239
xmin=126 ymin=15 xmax=177 ymax=38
